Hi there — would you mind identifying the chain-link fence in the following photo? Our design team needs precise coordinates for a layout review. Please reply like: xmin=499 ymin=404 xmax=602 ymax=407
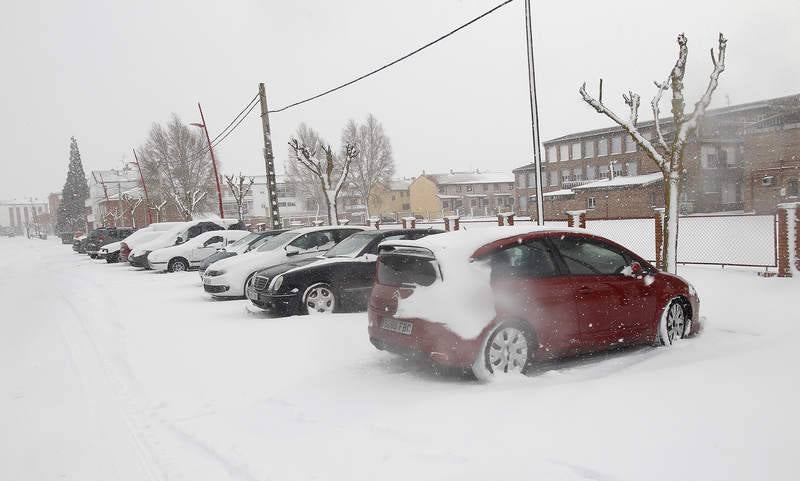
xmin=376 ymin=213 xmax=778 ymax=269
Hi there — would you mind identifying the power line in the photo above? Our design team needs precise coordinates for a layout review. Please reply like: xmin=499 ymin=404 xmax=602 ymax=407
xmin=268 ymin=0 xmax=515 ymax=114
xmin=209 ymin=94 xmax=259 ymax=145
xmin=209 ymin=99 xmax=260 ymax=149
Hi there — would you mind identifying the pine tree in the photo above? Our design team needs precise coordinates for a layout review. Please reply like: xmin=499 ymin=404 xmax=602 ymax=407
xmin=57 ymin=137 xmax=89 ymax=232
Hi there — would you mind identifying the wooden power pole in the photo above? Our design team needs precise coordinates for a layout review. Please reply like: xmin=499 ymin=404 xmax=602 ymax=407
xmin=258 ymin=83 xmax=281 ymax=229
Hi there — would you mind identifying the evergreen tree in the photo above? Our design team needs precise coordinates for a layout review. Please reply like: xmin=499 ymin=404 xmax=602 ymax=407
xmin=57 ymin=137 xmax=89 ymax=232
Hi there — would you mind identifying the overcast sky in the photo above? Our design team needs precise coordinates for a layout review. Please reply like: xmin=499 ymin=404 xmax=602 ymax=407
xmin=2 ymin=0 xmax=799 ymax=202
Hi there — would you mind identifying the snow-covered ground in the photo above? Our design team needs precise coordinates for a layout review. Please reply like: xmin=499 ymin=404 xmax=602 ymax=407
xmin=1 ymin=237 xmax=798 ymax=481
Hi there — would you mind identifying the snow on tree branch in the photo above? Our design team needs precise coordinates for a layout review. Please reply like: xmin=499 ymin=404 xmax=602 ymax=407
xmin=651 ymin=78 xmax=671 ymax=151
xmin=679 ymin=33 xmax=728 ymax=140
xmin=579 ymin=82 xmax=668 ymax=173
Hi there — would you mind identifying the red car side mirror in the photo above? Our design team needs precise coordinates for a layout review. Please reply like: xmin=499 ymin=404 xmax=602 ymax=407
xmin=630 ymin=261 xmax=643 ymax=275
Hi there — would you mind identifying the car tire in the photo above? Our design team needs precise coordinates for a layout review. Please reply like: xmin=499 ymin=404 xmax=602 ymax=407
xmin=106 ymin=253 xmax=119 ymax=263
xmin=302 ymin=283 xmax=337 ymax=315
xmin=168 ymin=258 xmax=189 ymax=273
xmin=472 ymin=322 xmax=534 ymax=380
xmin=657 ymin=298 xmax=690 ymax=346
xmin=89 ymin=254 xmax=97 ymax=259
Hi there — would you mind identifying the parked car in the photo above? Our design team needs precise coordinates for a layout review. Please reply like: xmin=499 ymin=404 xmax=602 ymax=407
xmin=147 ymin=230 xmax=251 ymax=272
xmin=128 ymin=219 xmax=241 ymax=268
xmin=58 ymin=232 xmax=76 ymax=244
xmin=86 ymin=227 xmax=135 ymax=258
xmin=198 ymin=230 xmax=287 ymax=277
xmin=202 ymin=225 xmax=367 ymax=298
xmin=367 ymin=227 xmax=701 ymax=379
xmin=72 ymin=235 xmax=87 ymax=253
xmin=118 ymin=222 xmax=182 ymax=262
xmin=247 ymin=228 xmax=444 ymax=315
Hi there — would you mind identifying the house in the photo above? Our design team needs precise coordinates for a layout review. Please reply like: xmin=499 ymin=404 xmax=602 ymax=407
xmin=0 ymin=198 xmax=49 ymax=234
xmin=368 ymin=179 xmax=413 ymax=220
xmin=514 ymin=93 xmax=800 ymax=218
xmin=409 ymin=170 xmax=515 ymax=218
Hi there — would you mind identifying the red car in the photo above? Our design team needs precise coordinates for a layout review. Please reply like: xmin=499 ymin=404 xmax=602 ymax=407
xmin=368 ymin=227 xmax=701 ymax=378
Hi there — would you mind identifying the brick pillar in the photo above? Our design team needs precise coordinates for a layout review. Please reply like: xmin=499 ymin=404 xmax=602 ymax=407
xmin=654 ymin=208 xmax=665 ymax=271
xmin=497 ymin=212 xmax=515 ymax=226
xmin=312 ymin=219 xmax=324 ymax=227
xmin=777 ymin=202 xmax=800 ymax=277
xmin=444 ymin=215 xmax=460 ymax=231
xmin=401 ymin=217 xmax=416 ymax=229
xmin=370 ymin=218 xmax=381 ymax=230
xmin=566 ymin=210 xmax=586 ymax=228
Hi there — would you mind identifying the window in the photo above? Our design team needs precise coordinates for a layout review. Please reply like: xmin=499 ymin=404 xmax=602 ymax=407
xmin=573 ymin=167 xmax=583 ymax=181
xmin=528 ymin=172 xmax=537 ymax=188
xmin=611 ymin=136 xmax=622 ymax=154
xmin=787 ymin=179 xmax=799 ymax=197
xmin=559 ymin=144 xmax=569 ymax=161
xmin=508 ymin=183 xmax=514 ymax=191
xmin=290 ymin=231 xmax=335 ymax=251
xmin=703 ymin=177 xmax=720 ymax=193
xmin=438 ymin=186 xmax=445 ymax=194
xmin=612 ymin=162 xmax=623 ymax=177
xmin=470 ymin=198 xmax=478 ymax=207
xmin=624 ymin=135 xmax=636 ymax=153
xmin=571 ymin=143 xmax=581 ymax=159
xmin=549 ymin=170 xmax=558 ymax=187
xmin=599 ymin=165 xmax=609 ymax=179
xmin=626 ymin=161 xmax=638 ymax=176
xmin=547 ymin=145 xmax=557 ymax=163
xmin=550 ymin=236 xmax=628 ymax=275
xmin=650 ymin=191 xmax=658 ymax=206
xmin=584 ymin=141 xmax=595 ymax=158
xmin=483 ymin=184 xmax=489 ymax=192
xmin=701 ymin=145 xmax=719 ymax=169
xmin=203 ymin=236 xmax=223 ymax=247
xmin=489 ymin=240 xmax=557 ymax=279
xmin=586 ymin=165 xmax=597 ymax=180
xmin=598 ymin=138 xmax=608 ymax=157
xmin=466 ymin=185 xmax=473 ymax=192
xmin=587 ymin=197 xmax=596 ymax=209
xmin=518 ymin=195 xmax=527 ymax=210
xmin=561 ymin=169 xmax=570 ymax=183
xmin=517 ymin=174 xmax=526 ymax=188
xmin=456 ymin=185 xmax=462 ymax=192
xmin=721 ymin=182 xmax=740 ymax=204
xmin=494 ymin=183 xmax=500 ymax=191
xmin=724 ymin=146 xmax=738 ymax=167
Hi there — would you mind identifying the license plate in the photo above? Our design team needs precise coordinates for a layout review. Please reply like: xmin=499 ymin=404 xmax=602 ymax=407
xmin=381 ymin=318 xmax=413 ymax=335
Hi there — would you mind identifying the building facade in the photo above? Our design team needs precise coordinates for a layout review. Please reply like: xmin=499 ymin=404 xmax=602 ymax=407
xmin=409 ymin=170 xmax=515 ymax=218
xmin=0 ymin=199 xmax=49 ymax=234
xmin=515 ymin=93 xmax=800 ymax=219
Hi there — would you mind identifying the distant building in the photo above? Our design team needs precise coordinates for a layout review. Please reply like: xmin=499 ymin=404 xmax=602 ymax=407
xmin=0 ymin=198 xmax=49 ymax=234
xmin=514 ymin=93 xmax=800 ymax=219
xmin=368 ymin=179 xmax=413 ymax=220
xmin=409 ymin=170 xmax=515 ymax=218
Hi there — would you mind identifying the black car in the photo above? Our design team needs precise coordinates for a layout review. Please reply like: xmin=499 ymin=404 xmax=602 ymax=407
xmin=86 ymin=227 xmax=135 ymax=258
xmin=73 ymin=236 xmax=87 ymax=253
xmin=246 ymin=228 xmax=444 ymax=316
xmin=198 ymin=229 xmax=287 ymax=275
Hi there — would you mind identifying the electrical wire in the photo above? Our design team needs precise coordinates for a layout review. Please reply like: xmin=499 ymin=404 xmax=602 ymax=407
xmin=191 ymin=94 xmax=260 ymax=158
xmin=209 ymin=94 xmax=259 ymax=145
xmin=267 ymin=0 xmax=515 ymax=114
xmin=209 ymin=99 xmax=260 ymax=150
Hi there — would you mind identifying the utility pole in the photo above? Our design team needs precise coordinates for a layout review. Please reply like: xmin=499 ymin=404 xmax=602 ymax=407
xmin=258 ymin=82 xmax=281 ymax=229
xmin=131 ymin=149 xmax=153 ymax=225
xmin=194 ymin=103 xmax=225 ymax=219
xmin=524 ymin=0 xmax=545 ymax=225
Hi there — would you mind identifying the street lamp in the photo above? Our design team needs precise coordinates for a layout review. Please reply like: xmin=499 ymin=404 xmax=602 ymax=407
xmin=129 ymin=149 xmax=153 ymax=225
xmin=191 ymin=102 xmax=225 ymax=219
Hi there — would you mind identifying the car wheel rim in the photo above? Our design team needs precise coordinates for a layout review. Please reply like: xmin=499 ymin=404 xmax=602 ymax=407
xmin=487 ymin=327 xmax=528 ymax=374
xmin=667 ymin=303 xmax=685 ymax=342
xmin=173 ymin=262 xmax=186 ymax=272
xmin=306 ymin=286 xmax=335 ymax=314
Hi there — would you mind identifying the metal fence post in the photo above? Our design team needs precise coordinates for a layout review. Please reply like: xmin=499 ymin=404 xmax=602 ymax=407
xmin=654 ymin=208 xmax=665 ymax=270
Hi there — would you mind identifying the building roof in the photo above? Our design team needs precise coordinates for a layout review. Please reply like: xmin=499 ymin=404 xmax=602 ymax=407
xmin=386 ymin=179 xmax=413 ymax=191
xmin=543 ymin=93 xmax=800 ymax=145
xmin=572 ymin=172 xmax=663 ymax=191
xmin=426 ymin=170 xmax=514 ymax=185
xmin=542 ymin=189 xmax=575 ymax=198
xmin=90 ymin=168 xmax=140 ymax=184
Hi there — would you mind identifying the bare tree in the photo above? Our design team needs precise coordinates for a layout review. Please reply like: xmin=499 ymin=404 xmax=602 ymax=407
xmin=121 ymin=192 xmax=143 ymax=227
xmin=288 ymin=138 xmax=358 ymax=225
xmin=285 ymin=123 xmax=328 ymax=216
xmin=149 ymin=192 xmax=169 ymax=223
xmin=579 ymin=33 xmax=727 ymax=273
xmin=341 ymin=114 xmax=394 ymax=218
xmin=224 ymin=173 xmax=255 ymax=221
xmin=137 ymin=114 xmax=217 ymax=220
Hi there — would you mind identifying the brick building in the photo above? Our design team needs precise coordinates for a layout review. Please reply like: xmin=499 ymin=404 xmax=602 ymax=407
xmin=514 ymin=93 xmax=800 ymax=219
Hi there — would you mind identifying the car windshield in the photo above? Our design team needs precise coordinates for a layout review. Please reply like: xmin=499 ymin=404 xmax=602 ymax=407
xmin=227 ymin=232 xmax=259 ymax=249
xmin=324 ymin=232 xmax=377 ymax=258
xmin=255 ymin=231 xmax=298 ymax=252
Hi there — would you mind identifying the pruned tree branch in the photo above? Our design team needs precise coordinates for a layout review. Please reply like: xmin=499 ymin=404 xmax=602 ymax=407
xmin=651 ymin=78 xmax=671 ymax=151
xmin=622 ymin=91 xmax=641 ymax=126
xmin=680 ymin=33 xmax=728 ymax=138
xmin=579 ymin=82 xmax=668 ymax=173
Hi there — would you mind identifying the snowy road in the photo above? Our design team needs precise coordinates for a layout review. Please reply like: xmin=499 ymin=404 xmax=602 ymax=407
xmin=1 ymin=237 xmax=798 ymax=481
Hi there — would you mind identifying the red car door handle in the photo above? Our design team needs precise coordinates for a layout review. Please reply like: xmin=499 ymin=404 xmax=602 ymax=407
xmin=577 ymin=286 xmax=593 ymax=294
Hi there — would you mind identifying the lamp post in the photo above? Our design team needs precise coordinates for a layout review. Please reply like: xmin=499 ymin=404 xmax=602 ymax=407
xmin=191 ymin=102 xmax=225 ymax=219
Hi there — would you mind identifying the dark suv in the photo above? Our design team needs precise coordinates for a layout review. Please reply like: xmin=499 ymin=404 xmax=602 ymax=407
xmin=86 ymin=227 xmax=135 ymax=258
